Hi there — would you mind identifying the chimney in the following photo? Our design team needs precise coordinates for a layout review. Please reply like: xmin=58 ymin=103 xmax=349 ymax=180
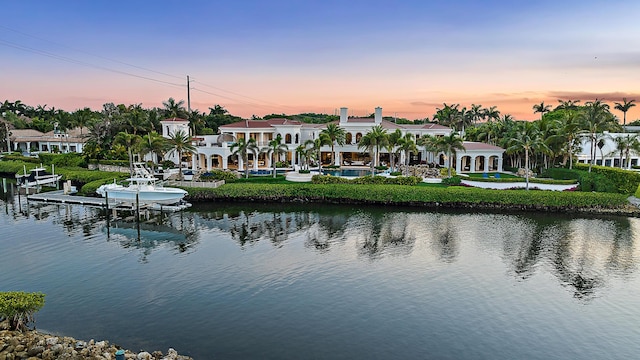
xmin=340 ymin=107 xmax=348 ymax=124
xmin=374 ymin=107 xmax=382 ymax=124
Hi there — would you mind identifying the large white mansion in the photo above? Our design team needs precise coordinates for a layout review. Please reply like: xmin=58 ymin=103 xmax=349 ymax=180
xmin=162 ymin=107 xmax=506 ymax=173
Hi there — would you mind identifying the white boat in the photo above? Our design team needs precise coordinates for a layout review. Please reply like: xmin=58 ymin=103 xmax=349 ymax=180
xmin=96 ymin=163 xmax=188 ymax=205
xmin=16 ymin=164 xmax=62 ymax=188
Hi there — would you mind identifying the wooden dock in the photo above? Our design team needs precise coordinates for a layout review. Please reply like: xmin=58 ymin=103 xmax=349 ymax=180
xmin=27 ymin=190 xmax=117 ymax=207
xmin=26 ymin=190 xmax=191 ymax=212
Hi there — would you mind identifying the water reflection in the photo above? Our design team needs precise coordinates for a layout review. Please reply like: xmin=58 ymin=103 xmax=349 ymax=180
xmin=3 ymin=194 xmax=639 ymax=299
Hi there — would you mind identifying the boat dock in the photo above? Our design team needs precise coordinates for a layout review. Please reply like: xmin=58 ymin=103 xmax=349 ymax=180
xmin=27 ymin=191 xmax=191 ymax=212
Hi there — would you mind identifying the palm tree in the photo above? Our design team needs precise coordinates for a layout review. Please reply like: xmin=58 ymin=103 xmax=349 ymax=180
xmin=123 ymin=104 xmax=149 ymax=135
xmin=614 ymin=98 xmax=636 ymax=132
xmin=482 ymin=106 xmax=501 ymax=122
xmin=167 ymin=129 xmax=197 ymax=180
xmin=358 ymin=125 xmax=388 ymax=176
xmin=506 ymin=122 xmax=546 ymax=190
xmin=435 ymin=132 xmax=465 ymax=177
xmin=304 ymin=133 xmax=331 ymax=174
xmin=263 ymin=134 xmax=288 ymax=178
xmin=320 ymin=123 xmax=346 ymax=166
xmin=469 ymin=104 xmax=484 ymax=125
xmin=140 ymin=131 xmax=168 ymax=165
xmin=162 ymin=98 xmax=188 ymax=119
xmin=230 ymin=137 xmax=259 ymax=178
xmin=397 ymin=133 xmax=417 ymax=174
xmin=556 ymin=99 xmax=581 ymax=111
xmin=532 ymin=102 xmax=551 ymax=120
xmin=433 ymin=103 xmax=461 ymax=129
xmin=295 ymin=144 xmax=311 ymax=171
xmin=580 ymin=99 xmax=613 ymax=172
xmin=386 ymin=129 xmax=403 ymax=171
xmin=114 ymin=131 xmax=142 ymax=176
xmin=550 ymin=109 xmax=582 ymax=169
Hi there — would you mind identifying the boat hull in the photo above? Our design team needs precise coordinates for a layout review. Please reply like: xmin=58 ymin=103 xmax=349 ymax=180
xmin=96 ymin=184 xmax=187 ymax=205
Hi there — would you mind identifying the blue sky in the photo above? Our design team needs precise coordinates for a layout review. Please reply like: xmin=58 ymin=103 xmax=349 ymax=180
xmin=2 ymin=0 xmax=640 ymax=120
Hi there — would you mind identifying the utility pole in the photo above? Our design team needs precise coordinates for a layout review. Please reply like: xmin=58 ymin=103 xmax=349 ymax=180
xmin=186 ymin=75 xmax=191 ymax=114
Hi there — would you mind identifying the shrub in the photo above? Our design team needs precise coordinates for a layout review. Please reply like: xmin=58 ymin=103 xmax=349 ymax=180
xmin=38 ymin=153 xmax=86 ymax=167
xmin=299 ymin=170 xmax=311 ymax=174
xmin=311 ymin=175 xmax=421 ymax=186
xmin=0 ymin=291 xmax=45 ymax=331
xmin=324 ymin=165 xmax=340 ymax=169
xmin=162 ymin=160 xmax=176 ymax=169
xmin=440 ymin=168 xmax=456 ymax=177
xmin=375 ymin=165 xmax=389 ymax=170
xmin=539 ymin=168 xmax=582 ymax=180
xmin=636 ymin=184 xmax=640 ymax=198
xmin=275 ymin=161 xmax=290 ymax=168
xmin=442 ymin=176 xmax=461 ymax=185
xmin=200 ymin=170 xmax=237 ymax=183
xmin=390 ymin=171 xmax=402 ymax=176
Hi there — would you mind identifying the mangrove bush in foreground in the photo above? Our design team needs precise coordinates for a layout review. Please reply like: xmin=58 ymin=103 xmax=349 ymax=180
xmin=0 ymin=291 xmax=45 ymax=331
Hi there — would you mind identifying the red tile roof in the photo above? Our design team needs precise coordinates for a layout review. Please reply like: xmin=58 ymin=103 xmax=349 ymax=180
xmin=220 ymin=118 xmax=302 ymax=129
xmin=462 ymin=141 xmax=504 ymax=151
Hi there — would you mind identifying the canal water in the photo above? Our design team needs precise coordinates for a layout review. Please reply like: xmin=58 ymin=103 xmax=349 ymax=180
xmin=1 ymin=189 xmax=640 ymax=359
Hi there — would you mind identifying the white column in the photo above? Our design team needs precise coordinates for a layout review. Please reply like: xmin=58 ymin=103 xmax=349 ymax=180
xmin=206 ymin=155 xmax=211 ymax=171
xmin=334 ymin=150 xmax=340 ymax=166
xmin=483 ymin=156 xmax=489 ymax=172
xmin=238 ymin=157 xmax=244 ymax=171
xmin=498 ymin=157 xmax=503 ymax=172
xmin=222 ymin=156 xmax=228 ymax=170
xmin=455 ymin=154 xmax=462 ymax=173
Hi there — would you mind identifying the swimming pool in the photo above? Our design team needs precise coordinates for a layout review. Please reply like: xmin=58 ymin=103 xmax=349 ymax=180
xmin=322 ymin=168 xmax=376 ymax=177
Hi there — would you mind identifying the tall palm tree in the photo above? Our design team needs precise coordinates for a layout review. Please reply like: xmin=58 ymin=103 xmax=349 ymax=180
xmin=262 ymin=134 xmax=288 ymax=178
xmin=482 ymin=106 xmax=501 ymax=122
xmin=556 ymin=99 xmax=581 ymax=111
xmin=386 ymin=129 xmax=403 ymax=171
xmin=358 ymin=125 xmax=388 ymax=176
xmin=469 ymin=104 xmax=484 ymax=125
xmin=114 ymin=131 xmax=142 ymax=176
xmin=435 ymin=132 xmax=465 ymax=177
xmin=124 ymin=104 xmax=149 ymax=135
xmin=550 ymin=109 xmax=582 ymax=169
xmin=580 ymin=99 xmax=613 ymax=172
xmin=320 ymin=123 xmax=346 ymax=166
xmin=507 ymin=122 xmax=546 ymax=190
xmin=230 ymin=137 xmax=259 ymax=178
xmin=614 ymin=98 xmax=636 ymax=132
xmin=532 ymin=102 xmax=551 ymax=120
xmin=397 ymin=133 xmax=418 ymax=174
xmin=162 ymin=98 xmax=188 ymax=119
xmin=433 ymin=103 xmax=461 ymax=129
xmin=167 ymin=129 xmax=197 ymax=180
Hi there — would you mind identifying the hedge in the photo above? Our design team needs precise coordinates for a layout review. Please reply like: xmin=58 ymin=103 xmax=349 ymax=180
xmin=200 ymin=169 xmax=238 ymax=183
xmin=183 ymin=183 xmax=630 ymax=210
xmin=468 ymin=176 xmax=577 ymax=185
xmin=311 ymin=175 xmax=421 ymax=186
xmin=573 ymin=163 xmax=640 ymax=194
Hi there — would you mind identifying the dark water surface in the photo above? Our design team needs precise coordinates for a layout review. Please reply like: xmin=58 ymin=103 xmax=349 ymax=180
xmin=1 ymin=189 xmax=640 ymax=359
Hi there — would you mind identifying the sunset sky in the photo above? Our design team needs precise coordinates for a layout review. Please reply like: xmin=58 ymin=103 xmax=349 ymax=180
xmin=2 ymin=0 xmax=640 ymax=122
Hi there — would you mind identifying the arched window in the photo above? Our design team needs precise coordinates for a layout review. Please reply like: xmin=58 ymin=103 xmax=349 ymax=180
xmin=346 ymin=133 xmax=352 ymax=144
xmin=285 ymin=134 xmax=292 ymax=144
xmin=295 ymin=134 xmax=299 ymax=143
xmin=355 ymin=133 xmax=362 ymax=143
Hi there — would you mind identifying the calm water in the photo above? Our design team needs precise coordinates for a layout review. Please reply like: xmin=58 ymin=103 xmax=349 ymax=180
xmin=1 ymin=187 xmax=640 ymax=359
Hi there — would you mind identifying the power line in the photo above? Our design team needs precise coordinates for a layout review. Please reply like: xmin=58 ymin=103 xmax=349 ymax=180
xmin=0 ymin=39 xmax=184 ymax=89
xmin=0 ymin=24 xmax=184 ymax=81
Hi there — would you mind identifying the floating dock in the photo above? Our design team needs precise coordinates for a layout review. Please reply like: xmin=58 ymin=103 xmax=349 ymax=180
xmin=26 ymin=190 xmax=191 ymax=212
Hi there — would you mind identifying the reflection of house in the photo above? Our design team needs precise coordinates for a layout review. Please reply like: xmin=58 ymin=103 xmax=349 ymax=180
xmin=9 ymin=127 xmax=88 ymax=153
xmin=161 ymin=107 xmax=505 ymax=173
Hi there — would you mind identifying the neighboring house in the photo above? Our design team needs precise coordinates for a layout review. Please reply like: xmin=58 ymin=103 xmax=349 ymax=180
xmin=577 ymin=132 xmax=640 ymax=169
xmin=9 ymin=127 xmax=88 ymax=154
xmin=160 ymin=107 xmax=506 ymax=173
